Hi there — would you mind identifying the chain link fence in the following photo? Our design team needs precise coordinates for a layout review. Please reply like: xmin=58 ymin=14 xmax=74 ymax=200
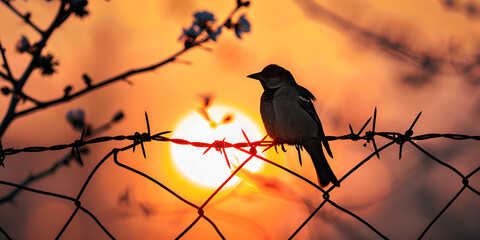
xmin=0 ymin=110 xmax=478 ymax=239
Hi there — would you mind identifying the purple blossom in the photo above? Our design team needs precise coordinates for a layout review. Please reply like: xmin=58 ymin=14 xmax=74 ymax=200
xmin=207 ymin=26 xmax=222 ymax=41
xmin=66 ymin=109 xmax=85 ymax=130
xmin=234 ymin=14 xmax=251 ymax=39
xmin=70 ymin=0 xmax=89 ymax=18
xmin=193 ymin=11 xmax=216 ymax=30
xmin=194 ymin=11 xmax=216 ymax=23
xmin=178 ymin=23 xmax=202 ymax=41
xmin=16 ymin=35 xmax=30 ymax=53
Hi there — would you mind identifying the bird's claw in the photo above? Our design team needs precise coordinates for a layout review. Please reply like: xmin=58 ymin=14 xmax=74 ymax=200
xmin=294 ymin=137 xmax=303 ymax=166
xmin=273 ymin=143 xmax=287 ymax=153
xmin=272 ymin=138 xmax=287 ymax=153
xmin=294 ymin=137 xmax=304 ymax=151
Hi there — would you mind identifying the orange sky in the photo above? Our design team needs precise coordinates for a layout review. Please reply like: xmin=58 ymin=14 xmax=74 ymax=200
xmin=0 ymin=0 xmax=479 ymax=239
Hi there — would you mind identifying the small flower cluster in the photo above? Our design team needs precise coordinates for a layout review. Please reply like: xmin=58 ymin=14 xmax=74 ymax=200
xmin=66 ymin=109 xmax=87 ymax=130
xmin=15 ymin=34 xmax=60 ymax=76
xmin=15 ymin=35 xmax=30 ymax=53
xmin=37 ymin=53 xmax=60 ymax=76
xmin=13 ymin=0 xmax=90 ymax=76
xmin=225 ymin=14 xmax=251 ymax=39
xmin=45 ymin=0 xmax=89 ymax=17
xmin=179 ymin=1 xmax=251 ymax=48
xmin=179 ymin=11 xmax=223 ymax=48
xmin=70 ymin=0 xmax=89 ymax=18
xmin=1 ymin=87 xmax=11 ymax=96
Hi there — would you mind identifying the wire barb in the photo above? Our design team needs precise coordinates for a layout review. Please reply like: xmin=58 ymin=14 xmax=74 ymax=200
xmin=71 ymin=128 xmax=86 ymax=167
xmin=295 ymin=144 xmax=303 ymax=166
xmin=397 ymin=111 xmax=422 ymax=160
xmin=0 ymin=109 xmax=478 ymax=240
xmin=364 ymin=107 xmax=380 ymax=159
xmin=358 ymin=116 xmax=372 ymax=136
xmin=132 ymin=112 xmax=153 ymax=159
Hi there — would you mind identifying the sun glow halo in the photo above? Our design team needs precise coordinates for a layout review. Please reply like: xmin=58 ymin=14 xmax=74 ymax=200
xmin=170 ymin=105 xmax=266 ymax=188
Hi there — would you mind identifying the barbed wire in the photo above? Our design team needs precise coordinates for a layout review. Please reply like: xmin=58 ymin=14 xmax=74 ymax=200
xmin=0 ymin=109 xmax=478 ymax=239
xmin=0 ymin=110 xmax=124 ymax=204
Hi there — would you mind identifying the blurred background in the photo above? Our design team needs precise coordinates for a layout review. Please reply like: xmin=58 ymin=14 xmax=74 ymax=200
xmin=0 ymin=0 xmax=479 ymax=239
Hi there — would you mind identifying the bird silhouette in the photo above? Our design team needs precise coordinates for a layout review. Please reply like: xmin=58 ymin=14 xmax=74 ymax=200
xmin=248 ymin=64 xmax=339 ymax=187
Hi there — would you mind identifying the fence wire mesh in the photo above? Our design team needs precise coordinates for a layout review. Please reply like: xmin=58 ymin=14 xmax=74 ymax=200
xmin=0 ymin=110 xmax=478 ymax=239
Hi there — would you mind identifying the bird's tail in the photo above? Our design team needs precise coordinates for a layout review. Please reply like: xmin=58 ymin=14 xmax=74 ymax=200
xmin=303 ymin=140 xmax=339 ymax=188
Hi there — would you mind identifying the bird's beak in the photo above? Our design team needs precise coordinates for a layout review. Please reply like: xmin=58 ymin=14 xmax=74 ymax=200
xmin=247 ymin=72 xmax=263 ymax=80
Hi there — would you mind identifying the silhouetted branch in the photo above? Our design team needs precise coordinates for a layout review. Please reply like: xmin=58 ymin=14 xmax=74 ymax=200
xmin=294 ymin=0 xmax=480 ymax=87
xmin=0 ymin=71 xmax=8 ymax=81
xmin=0 ymin=0 xmax=72 ymax=138
xmin=14 ymin=0 xmax=247 ymax=119
xmin=14 ymin=50 xmax=186 ymax=119
xmin=439 ymin=0 xmax=480 ymax=20
xmin=0 ymin=0 xmax=249 ymax=139
xmin=0 ymin=154 xmax=76 ymax=204
xmin=294 ymin=0 xmax=423 ymax=62
xmin=0 ymin=41 xmax=14 ymax=83
xmin=0 ymin=225 xmax=11 ymax=240
xmin=16 ymin=91 xmax=44 ymax=106
xmin=0 ymin=0 xmax=43 ymax=34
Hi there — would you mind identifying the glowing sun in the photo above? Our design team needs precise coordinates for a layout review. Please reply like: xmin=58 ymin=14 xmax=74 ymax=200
xmin=170 ymin=105 xmax=266 ymax=188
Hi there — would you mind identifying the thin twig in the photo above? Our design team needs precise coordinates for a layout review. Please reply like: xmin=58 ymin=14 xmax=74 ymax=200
xmin=0 ymin=225 xmax=11 ymax=240
xmin=13 ymin=4 xmax=246 ymax=120
xmin=0 ymin=1 xmax=246 ymax=139
xmin=0 ymin=0 xmax=43 ymax=34
xmin=0 ymin=1 xmax=71 ymax=138
xmin=0 ymin=71 xmax=9 ymax=81
xmin=16 ymin=91 xmax=44 ymax=106
xmin=0 ymin=41 xmax=14 ymax=83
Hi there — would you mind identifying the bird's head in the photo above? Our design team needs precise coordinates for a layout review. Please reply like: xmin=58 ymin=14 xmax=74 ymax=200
xmin=247 ymin=64 xmax=296 ymax=89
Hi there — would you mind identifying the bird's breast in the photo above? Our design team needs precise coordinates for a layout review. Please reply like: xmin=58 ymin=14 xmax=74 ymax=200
xmin=261 ymin=88 xmax=276 ymax=103
xmin=260 ymin=88 xmax=279 ymax=139
xmin=270 ymin=86 xmax=318 ymax=141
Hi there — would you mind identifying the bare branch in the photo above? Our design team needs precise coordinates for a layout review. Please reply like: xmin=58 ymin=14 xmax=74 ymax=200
xmin=1 ymin=0 xmax=44 ymax=34
xmin=13 ymin=4 xmax=246 ymax=119
xmin=0 ymin=1 xmax=71 ymax=137
xmin=0 ymin=71 xmax=9 ymax=82
xmin=0 ymin=41 xmax=15 ymax=83
xmin=16 ymin=91 xmax=44 ymax=106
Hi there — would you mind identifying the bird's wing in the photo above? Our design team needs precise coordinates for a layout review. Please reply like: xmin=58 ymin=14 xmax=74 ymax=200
xmin=297 ymin=86 xmax=334 ymax=158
